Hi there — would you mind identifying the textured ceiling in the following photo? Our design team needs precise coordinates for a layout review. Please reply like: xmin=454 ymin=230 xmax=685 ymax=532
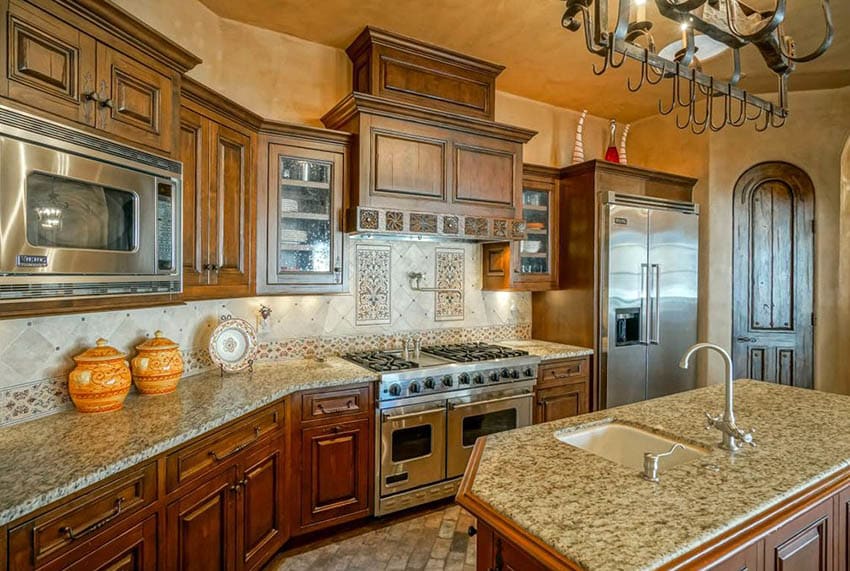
xmin=197 ymin=0 xmax=850 ymax=121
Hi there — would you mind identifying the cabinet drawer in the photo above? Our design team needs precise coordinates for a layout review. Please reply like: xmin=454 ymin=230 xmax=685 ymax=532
xmin=8 ymin=462 xmax=157 ymax=571
xmin=301 ymin=386 xmax=370 ymax=423
xmin=538 ymin=358 xmax=589 ymax=388
xmin=166 ymin=403 xmax=284 ymax=492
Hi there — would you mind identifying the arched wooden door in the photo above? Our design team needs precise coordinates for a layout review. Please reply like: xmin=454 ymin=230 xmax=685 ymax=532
xmin=732 ymin=162 xmax=814 ymax=388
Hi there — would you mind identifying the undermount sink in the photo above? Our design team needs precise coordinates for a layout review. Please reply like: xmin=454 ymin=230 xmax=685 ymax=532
xmin=555 ymin=422 xmax=708 ymax=472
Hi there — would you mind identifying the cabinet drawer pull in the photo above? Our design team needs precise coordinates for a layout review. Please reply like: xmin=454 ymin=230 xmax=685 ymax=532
xmin=330 ymin=425 xmax=342 ymax=434
xmin=550 ymin=367 xmax=581 ymax=379
xmin=60 ymin=497 xmax=125 ymax=541
xmin=208 ymin=426 xmax=261 ymax=461
xmin=317 ymin=400 xmax=355 ymax=415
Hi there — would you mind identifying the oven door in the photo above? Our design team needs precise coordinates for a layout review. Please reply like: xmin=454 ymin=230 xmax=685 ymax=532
xmin=380 ymin=402 xmax=446 ymax=496
xmin=446 ymin=386 xmax=534 ymax=479
xmin=0 ymin=135 xmax=165 ymax=276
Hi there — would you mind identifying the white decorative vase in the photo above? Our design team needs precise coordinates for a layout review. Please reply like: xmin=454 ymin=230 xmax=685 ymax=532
xmin=572 ymin=110 xmax=588 ymax=164
xmin=619 ymin=123 xmax=631 ymax=165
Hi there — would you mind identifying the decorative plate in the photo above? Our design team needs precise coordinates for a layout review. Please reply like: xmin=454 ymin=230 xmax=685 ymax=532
xmin=209 ymin=316 xmax=258 ymax=373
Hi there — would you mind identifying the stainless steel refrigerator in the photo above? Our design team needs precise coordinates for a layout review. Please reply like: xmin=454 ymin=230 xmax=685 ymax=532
xmin=599 ymin=193 xmax=699 ymax=408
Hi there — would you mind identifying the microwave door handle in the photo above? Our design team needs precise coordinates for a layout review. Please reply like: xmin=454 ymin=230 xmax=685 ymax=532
xmin=447 ymin=392 xmax=533 ymax=411
xmin=381 ymin=406 xmax=446 ymax=422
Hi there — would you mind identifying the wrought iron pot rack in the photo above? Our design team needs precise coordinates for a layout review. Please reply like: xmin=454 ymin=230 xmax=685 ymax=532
xmin=561 ymin=0 xmax=834 ymax=132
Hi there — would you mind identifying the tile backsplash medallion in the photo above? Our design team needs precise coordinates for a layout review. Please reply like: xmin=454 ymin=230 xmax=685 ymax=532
xmin=0 ymin=240 xmax=530 ymax=426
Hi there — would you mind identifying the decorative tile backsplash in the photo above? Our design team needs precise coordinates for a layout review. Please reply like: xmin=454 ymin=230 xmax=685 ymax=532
xmin=0 ymin=240 xmax=530 ymax=426
xmin=435 ymin=248 xmax=464 ymax=321
xmin=355 ymin=244 xmax=392 ymax=325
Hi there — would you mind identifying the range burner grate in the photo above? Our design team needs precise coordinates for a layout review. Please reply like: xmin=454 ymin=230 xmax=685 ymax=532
xmin=421 ymin=342 xmax=528 ymax=363
xmin=345 ymin=351 xmax=419 ymax=372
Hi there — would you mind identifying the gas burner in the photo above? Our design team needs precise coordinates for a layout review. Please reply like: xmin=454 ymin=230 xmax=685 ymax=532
xmin=345 ymin=351 xmax=419 ymax=372
xmin=421 ymin=342 xmax=528 ymax=363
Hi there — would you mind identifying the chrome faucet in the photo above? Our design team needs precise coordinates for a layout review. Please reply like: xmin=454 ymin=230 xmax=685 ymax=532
xmin=679 ymin=343 xmax=755 ymax=452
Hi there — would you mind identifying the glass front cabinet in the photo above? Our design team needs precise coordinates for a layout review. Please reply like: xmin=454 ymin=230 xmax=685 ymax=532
xmin=258 ymin=135 xmax=348 ymax=294
xmin=482 ymin=165 xmax=559 ymax=291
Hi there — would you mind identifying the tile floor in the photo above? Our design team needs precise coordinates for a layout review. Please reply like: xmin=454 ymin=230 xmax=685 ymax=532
xmin=265 ymin=503 xmax=476 ymax=571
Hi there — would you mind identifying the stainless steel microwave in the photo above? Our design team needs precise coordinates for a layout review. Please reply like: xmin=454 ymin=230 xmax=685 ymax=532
xmin=0 ymin=106 xmax=181 ymax=301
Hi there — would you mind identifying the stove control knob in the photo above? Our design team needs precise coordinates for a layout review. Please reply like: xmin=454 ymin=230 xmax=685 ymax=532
xmin=423 ymin=377 xmax=435 ymax=390
xmin=458 ymin=373 xmax=471 ymax=385
xmin=489 ymin=372 xmax=499 ymax=382
xmin=442 ymin=375 xmax=454 ymax=387
xmin=523 ymin=367 xmax=534 ymax=377
xmin=510 ymin=369 xmax=520 ymax=379
xmin=408 ymin=381 xmax=421 ymax=394
xmin=500 ymin=368 xmax=510 ymax=378
xmin=388 ymin=384 xmax=402 ymax=397
xmin=473 ymin=374 xmax=485 ymax=385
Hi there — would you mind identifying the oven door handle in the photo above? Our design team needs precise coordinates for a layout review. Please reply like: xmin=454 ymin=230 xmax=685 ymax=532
xmin=447 ymin=391 xmax=533 ymax=411
xmin=381 ymin=406 xmax=446 ymax=422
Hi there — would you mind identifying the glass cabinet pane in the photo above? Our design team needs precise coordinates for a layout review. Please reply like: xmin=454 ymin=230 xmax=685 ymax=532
xmin=519 ymin=187 xmax=550 ymax=274
xmin=278 ymin=156 xmax=332 ymax=274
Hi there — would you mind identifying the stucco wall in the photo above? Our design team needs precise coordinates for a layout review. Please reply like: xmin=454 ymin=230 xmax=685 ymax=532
xmin=630 ymin=88 xmax=850 ymax=394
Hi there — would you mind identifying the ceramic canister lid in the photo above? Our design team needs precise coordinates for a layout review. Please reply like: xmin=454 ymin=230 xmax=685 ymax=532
xmin=136 ymin=330 xmax=179 ymax=351
xmin=73 ymin=338 xmax=127 ymax=363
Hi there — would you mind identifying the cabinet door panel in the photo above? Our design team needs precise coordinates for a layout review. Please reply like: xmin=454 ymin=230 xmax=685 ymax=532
xmin=300 ymin=419 xmax=369 ymax=529
xmin=210 ymin=122 xmax=251 ymax=289
xmin=454 ymin=144 xmax=514 ymax=206
xmin=764 ymin=496 xmax=833 ymax=571
xmin=535 ymin=380 xmax=589 ymax=424
xmin=52 ymin=515 xmax=157 ymax=571
xmin=166 ymin=467 xmax=237 ymax=571
xmin=179 ymin=106 xmax=207 ymax=289
xmin=239 ymin=442 xmax=287 ymax=571
xmin=5 ymin=0 xmax=96 ymax=124
xmin=372 ymin=129 xmax=446 ymax=200
xmin=96 ymin=44 xmax=173 ymax=152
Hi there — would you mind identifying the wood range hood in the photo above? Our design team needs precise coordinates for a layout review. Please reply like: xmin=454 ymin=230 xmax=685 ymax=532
xmin=322 ymin=27 xmax=537 ymax=242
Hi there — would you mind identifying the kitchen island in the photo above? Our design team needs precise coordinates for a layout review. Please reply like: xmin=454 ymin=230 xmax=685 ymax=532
xmin=457 ymin=381 xmax=850 ymax=570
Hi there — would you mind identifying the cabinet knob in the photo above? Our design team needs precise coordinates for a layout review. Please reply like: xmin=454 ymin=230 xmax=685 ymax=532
xmin=100 ymin=98 xmax=114 ymax=110
xmin=83 ymin=91 xmax=101 ymax=103
xmin=467 ymin=526 xmax=477 ymax=537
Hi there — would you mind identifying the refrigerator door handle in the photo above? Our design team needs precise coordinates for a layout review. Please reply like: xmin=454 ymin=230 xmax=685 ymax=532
xmin=650 ymin=264 xmax=661 ymax=345
xmin=640 ymin=263 xmax=650 ymax=345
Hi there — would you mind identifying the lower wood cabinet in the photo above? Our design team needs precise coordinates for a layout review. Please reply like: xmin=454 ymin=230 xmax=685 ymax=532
xmin=533 ymin=358 xmax=590 ymax=424
xmin=475 ymin=521 xmax=549 ymax=571
xmin=300 ymin=419 xmax=370 ymax=531
xmin=763 ymin=495 xmax=834 ymax=571
xmin=165 ymin=438 xmax=287 ymax=571
xmin=292 ymin=384 xmax=374 ymax=536
xmin=166 ymin=466 xmax=238 ymax=571
xmin=53 ymin=515 xmax=157 ymax=571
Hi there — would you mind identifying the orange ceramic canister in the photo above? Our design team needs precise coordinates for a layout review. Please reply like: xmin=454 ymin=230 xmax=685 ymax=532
xmin=131 ymin=331 xmax=183 ymax=395
xmin=68 ymin=338 xmax=132 ymax=413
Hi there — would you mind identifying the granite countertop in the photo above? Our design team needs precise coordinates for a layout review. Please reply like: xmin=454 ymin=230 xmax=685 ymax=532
xmin=0 ymin=357 xmax=377 ymax=526
xmin=500 ymin=339 xmax=593 ymax=361
xmin=466 ymin=381 xmax=850 ymax=570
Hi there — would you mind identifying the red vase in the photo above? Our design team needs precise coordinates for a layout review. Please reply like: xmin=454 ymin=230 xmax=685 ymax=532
xmin=605 ymin=119 xmax=620 ymax=163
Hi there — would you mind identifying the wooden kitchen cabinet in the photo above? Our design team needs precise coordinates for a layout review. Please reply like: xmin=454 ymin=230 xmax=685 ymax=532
xmin=166 ymin=466 xmax=238 ymax=571
xmin=475 ymin=521 xmax=550 ymax=571
xmin=292 ymin=383 xmax=374 ymax=536
xmin=763 ymin=495 xmax=834 ymax=571
xmin=238 ymin=440 xmax=288 ymax=571
xmin=704 ymin=542 xmax=763 ymax=571
xmin=533 ymin=358 xmax=590 ymax=424
xmin=256 ymin=124 xmax=351 ymax=294
xmin=180 ymin=78 xmax=260 ymax=300
xmin=52 ymin=515 xmax=157 ymax=571
xmin=1 ymin=0 xmax=198 ymax=155
xmin=483 ymin=164 xmax=560 ymax=291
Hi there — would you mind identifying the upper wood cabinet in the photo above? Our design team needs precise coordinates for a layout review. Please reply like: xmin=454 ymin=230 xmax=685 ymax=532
xmin=179 ymin=78 xmax=260 ymax=300
xmin=483 ymin=164 xmax=560 ymax=291
xmin=346 ymin=27 xmax=503 ymax=121
xmin=1 ymin=0 xmax=199 ymax=155
xmin=256 ymin=123 xmax=351 ymax=294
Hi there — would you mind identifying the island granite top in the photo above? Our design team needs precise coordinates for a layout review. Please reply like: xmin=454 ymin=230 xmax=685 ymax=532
xmin=0 ymin=357 xmax=377 ymax=526
xmin=465 ymin=381 xmax=850 ymax=570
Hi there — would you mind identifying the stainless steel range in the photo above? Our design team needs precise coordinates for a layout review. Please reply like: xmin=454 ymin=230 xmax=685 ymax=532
xmin=346 ymin=342 xmax=539 ymax=516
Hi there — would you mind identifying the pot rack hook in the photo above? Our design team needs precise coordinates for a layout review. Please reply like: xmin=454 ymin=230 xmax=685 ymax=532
xmin=658 ymin=69 xmax=678 ymax=115
xmin=628 ymin=57 xmax=646 ymax=92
